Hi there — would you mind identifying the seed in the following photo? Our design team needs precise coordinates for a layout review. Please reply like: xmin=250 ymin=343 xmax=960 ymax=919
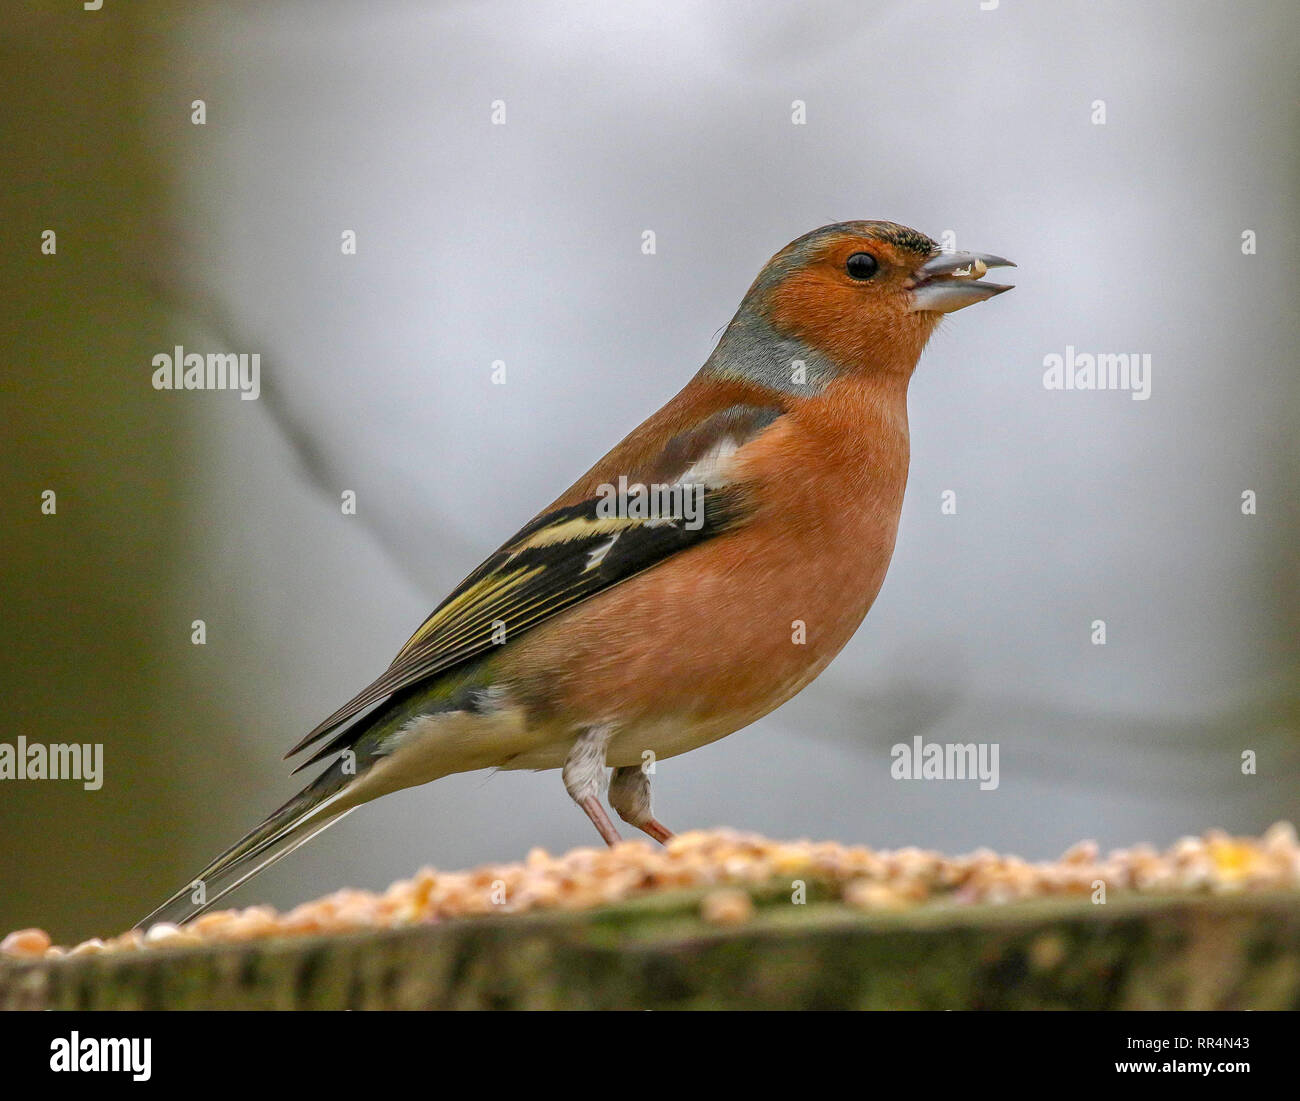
xmin=700 ymin=888 xmax=755 ymax=926
xmin=843 ymin=880 xmax=912 ymax=911
xmin=0 ymin=928 xmax=51 ymax=957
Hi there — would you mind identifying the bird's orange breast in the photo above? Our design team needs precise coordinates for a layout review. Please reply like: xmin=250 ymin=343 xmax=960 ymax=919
xmin=503 ymin=370 xmax=912 ymax=755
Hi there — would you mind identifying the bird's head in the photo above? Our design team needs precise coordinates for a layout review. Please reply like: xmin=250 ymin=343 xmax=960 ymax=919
xmin=705 ymin=221 xmax=1014 ymax=391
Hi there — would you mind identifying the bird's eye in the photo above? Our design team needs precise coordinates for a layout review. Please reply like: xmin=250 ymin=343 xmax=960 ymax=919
xmin=845 ymin=252 xmax=879 ymax=281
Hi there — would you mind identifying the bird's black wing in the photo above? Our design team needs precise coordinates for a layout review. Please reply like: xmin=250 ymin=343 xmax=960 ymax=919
xmin=285 ymin=403 xmax=784 ymax=759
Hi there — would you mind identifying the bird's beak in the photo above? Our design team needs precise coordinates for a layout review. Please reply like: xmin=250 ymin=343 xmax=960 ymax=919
xmin=908 ymin=251 xmax=1016 ymax=314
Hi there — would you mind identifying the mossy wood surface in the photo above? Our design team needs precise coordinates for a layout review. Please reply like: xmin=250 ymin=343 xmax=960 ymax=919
xmin=5 ymin=888 xmax=1300 ymax=1010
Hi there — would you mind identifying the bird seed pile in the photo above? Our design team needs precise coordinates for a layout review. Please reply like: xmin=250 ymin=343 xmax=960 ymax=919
xmin=4 ymin=823 xmax=1299 ymax=961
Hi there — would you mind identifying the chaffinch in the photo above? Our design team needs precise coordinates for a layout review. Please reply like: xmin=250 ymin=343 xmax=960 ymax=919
xmin=140 ymin=221 xmax=1013 ymax=927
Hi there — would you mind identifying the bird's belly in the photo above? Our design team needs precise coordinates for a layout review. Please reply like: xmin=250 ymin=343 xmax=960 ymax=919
xmin=505 ymin=541 xmax=888 ymax=752
xmin=498 ymin=450 xmax=905 ymax=772
xmin=499 ymin=712 xmax=743 ymax=772
xmin=497 ymin=615 xmax=855 ymax=773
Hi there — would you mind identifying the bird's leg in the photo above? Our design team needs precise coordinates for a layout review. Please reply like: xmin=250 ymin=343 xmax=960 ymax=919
xmin=609 ymin=764 xmax=674 ymax=844
xmin=562 ymin=725 xmax=622 ymax=846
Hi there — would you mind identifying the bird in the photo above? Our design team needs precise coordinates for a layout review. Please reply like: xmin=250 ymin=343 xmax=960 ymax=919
xmin=138 ymin=220 xmax=1014 ymax=928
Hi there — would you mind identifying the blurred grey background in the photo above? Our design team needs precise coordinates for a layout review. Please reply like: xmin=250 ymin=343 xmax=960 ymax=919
xmin=2 ymin=0 xmax=1297 ymax=943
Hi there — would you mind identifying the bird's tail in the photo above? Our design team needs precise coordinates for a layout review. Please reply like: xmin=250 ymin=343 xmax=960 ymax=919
xmin=135 ymin=755 xmax=360 ymax=930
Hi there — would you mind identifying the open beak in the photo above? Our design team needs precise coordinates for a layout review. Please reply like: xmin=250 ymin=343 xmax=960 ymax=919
xmin=908 ymin=251 xmax=1016 ymax=314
